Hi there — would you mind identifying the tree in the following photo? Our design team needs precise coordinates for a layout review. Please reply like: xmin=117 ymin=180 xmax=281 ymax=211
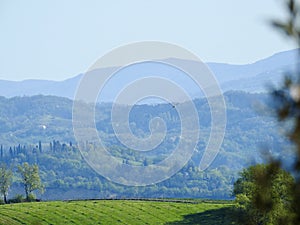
xmin=0 ymin=164 xmax=12 ymax=204
xmin=38 ymin=141 xmax=42 ymax=153
xmin=233 ymin=1 xmax=300 ymax=224
xmin=233 ymin=163 xmax=295 ymax=225
xmin=17 ymin=163 xmax=44 ymax=201
xmin=270 ymin=0 xmax=300 ymax=224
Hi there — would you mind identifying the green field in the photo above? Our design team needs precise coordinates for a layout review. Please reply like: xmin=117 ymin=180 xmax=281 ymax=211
xmin=0 ymin=200 xmax=235 ymax=225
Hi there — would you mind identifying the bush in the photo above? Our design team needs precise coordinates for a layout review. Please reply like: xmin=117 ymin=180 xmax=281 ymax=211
xmin=9 ymin=194 xmax=25 ymax=203
xmin=27 ymin=193 xmax=37 ymax=202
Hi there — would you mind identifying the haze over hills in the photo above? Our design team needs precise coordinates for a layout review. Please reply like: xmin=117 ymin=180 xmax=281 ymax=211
xmin=0 ymin=49 xmax=297 ymax=101
xmin=0 ymin=91 xmax=290 ymax=200
xmin=0 ymin=49 xmax=296 ymax=200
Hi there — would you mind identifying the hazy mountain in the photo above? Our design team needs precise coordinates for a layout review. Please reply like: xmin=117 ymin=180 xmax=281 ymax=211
xmin=0 ymin=49 xmax=297 ymax=100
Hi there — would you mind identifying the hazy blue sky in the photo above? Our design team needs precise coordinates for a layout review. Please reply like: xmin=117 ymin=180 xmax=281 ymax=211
xmin=0 ymin=0 xmax=295 ymax=81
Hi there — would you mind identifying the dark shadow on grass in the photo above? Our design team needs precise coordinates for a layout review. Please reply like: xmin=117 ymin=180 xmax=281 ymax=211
xmin=165 ymin=207 xmax=236 ymax=225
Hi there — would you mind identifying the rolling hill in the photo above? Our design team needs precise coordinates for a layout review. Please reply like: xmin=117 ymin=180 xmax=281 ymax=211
xmin=0 ymin=91 xmax=291 ymax=200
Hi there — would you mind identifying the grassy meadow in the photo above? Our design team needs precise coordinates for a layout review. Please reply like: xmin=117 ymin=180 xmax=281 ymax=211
xmin=0 ymin=200 xmax=235 ymax=225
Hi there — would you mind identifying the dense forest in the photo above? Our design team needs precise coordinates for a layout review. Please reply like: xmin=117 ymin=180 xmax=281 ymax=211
xmin=0 ymin=91 xmax=291 ymax=200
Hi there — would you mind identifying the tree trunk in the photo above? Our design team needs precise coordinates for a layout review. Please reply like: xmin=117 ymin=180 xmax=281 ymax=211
xmin=25 ymin=185 xmax=29 ymax=201
xmin=3 ymin=194 xmax=7 ymax=204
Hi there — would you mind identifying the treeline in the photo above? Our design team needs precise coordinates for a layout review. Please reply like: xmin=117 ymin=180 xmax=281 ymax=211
xmin=0 ymin=140 xmax=75 ymax=158
xmin=0 ymin=140 xmax=237 ymax=200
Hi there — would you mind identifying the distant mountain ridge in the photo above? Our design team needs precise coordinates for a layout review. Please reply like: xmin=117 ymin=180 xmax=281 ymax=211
xmin=0 ymin=49 xmax=298 ymax=100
